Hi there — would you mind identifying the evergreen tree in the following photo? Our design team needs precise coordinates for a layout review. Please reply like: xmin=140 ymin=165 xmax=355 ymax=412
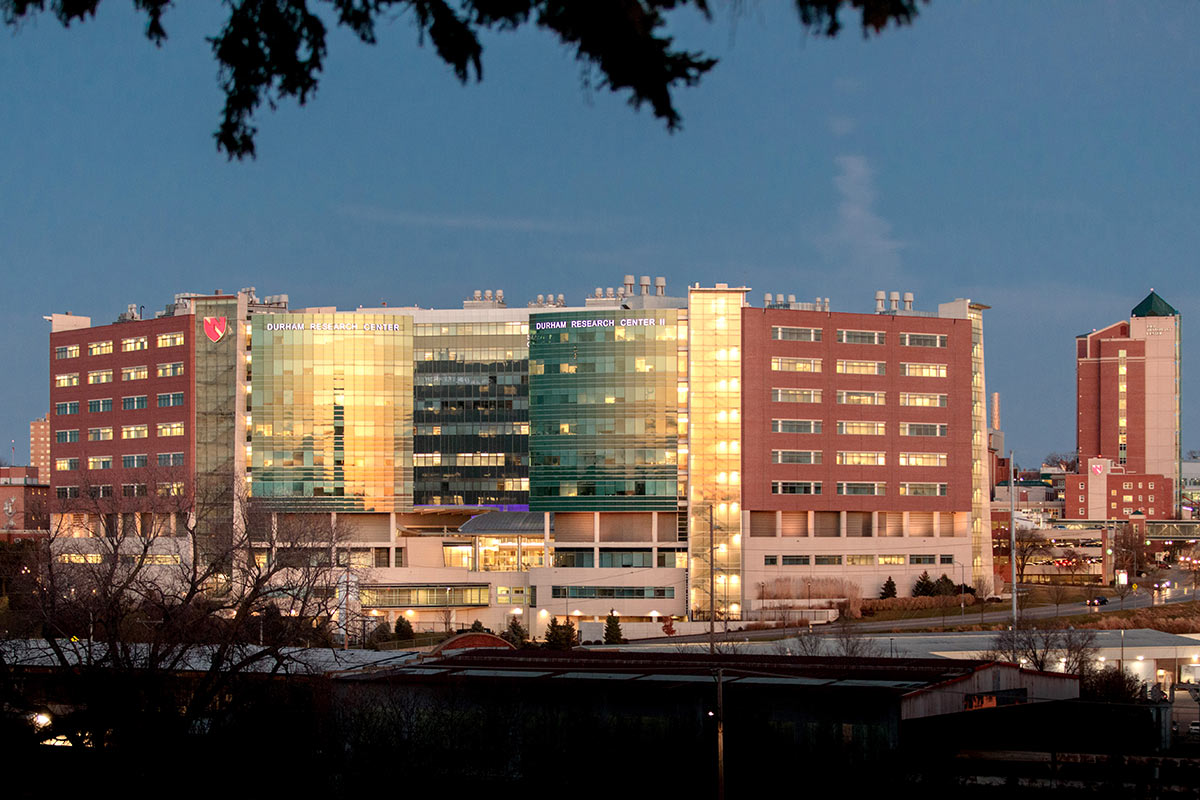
xmin=501 ymin=615 xmax=528 ymax=646
xmin=543 ymin=616 xmax=578 ymax=650
xmin=912 ymin=571 xmax=936 ymax=597
xmin=394 ymin=615 xmax=414 ymax=641
xmin=469 ymin=619 xmax=485 ymax=632
xmin=367 ymin=620 xmax=394 ymax=649
xmin=603 ymin=610 xmax=624 ymax=645
xmin=879 ymin=576 xmax=897 ymax=599
xmin=934 ymin=574 xmax=957 ymax=596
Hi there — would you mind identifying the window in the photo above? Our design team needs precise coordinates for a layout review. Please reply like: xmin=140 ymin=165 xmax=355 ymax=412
xmin=782 ymin=555 xmax=810 ymax=566
xmin=836 ymin=390 xmax=886 ymax=405
xmin=837 ymin=451 xmax=885 ymax=466
xmin=899 ymin=392 xmax=948 ymax=407
xmin=122 ymin=395 xmax=148 ymax=411
xmin=879 ymin=554 xmax=905 ymax=565
xmin=847 ymin=555 xmax=875 ymax=566
xmin=836 ymin=359 xmax=886 ymax=375
xmin=122 ymin=454 xmax=148 ymax=468
xmin=156 ymin=362 xmax=184 ymax=378
xmin=157 ymin=482 xmax=185 ymax=497
xmin=122 ymin=484 xmax=148 ymax=497
xmin=552 ymin=549 xmax=594 ymax=568
xmin=121 ymin=425 xmax=148 ymax=439
xmin=56 ymin=486 xmax=80 ymax=499
xmin=88 ymin=341 xmax=113 ymax=356
xmin=158 ymin=452 xmax=185 ymax=467
xmin=899 ymin=333 xmax=947 ymax=348
xmin=771 ymin=357 xmax=821 ymax=373
xmin=157 ymin=422 xmax=184 ymax=437
xmin=837 ymin=330 xmax=885 ymax=345
xmin=836 ymin=421 xmax=885 ymax=436
xmin=899 ymin=362 xmax=947 ymax=378
xmin=121 ymin=366 xmax=148 ymax=381
xmin=121 ymin=336 xmax=148 ymax=352
xmin=764 ymin=555 xmax=778 ymax=566
xmin=157 ymin=331 xmax=184 ymax=348
xmin=91 ymin=485 xmax=114 ymax=498
xmin=772 ymin=481 xmax=821 ymax=495
xmin=56 ymin=429 xmax=79 ymax=444
xmin=87 ymin=370 xmax=113 ymax=384
xmin=157 ymin=392 xmax=185 ymax=408
xmin=496 ymin=586 xmax=528 ymax=605
xmin=900 ymin=422 xmax=948 ymax=437
xmin=772 ymin=326 xmax=821 ymax=342
xmin=87 ymin=456 xmax=112 ymax=470
xmin=55 ymin=401 xmax=79 ymax=416
xmin=910 ymin=554 xmax=936 ymax=565
xmin=772 ymin=450 xmax=822 ymax=464
xmin=55 ymin=344 xmax=80 ymax=359
xmin=772 ymin=419 xmax=822 ymax=434
xmin=54 ymin=373 xmax=79 ymax=387
xmin=815 ymin=555 xmax=842 ymax=566
xmin=550 ymin=586 xmax=675 ymax=599
xmin=899 ymin=452 xmax=947 ymax=467
xmin=940 ymin=555 xmax=955 ymax=565
xmin=55 ymin=458 xmax=78 ymax=471
xmin=899 ymin=483 xmax=948 ymax=496
xmin=837 ymin=482 xmax=885 ymax=495
xmin=88 ymin=398 xmax=112 ymax=413
xmin=599 ymin=550 xmax=654 ymax=568
xmin=88 ymin=427 xmax=113 ymax=441
xmin=657 ymin=550 xmax=687 ymax=568
xmin=772 ymin=388 xmax=822 ymax=403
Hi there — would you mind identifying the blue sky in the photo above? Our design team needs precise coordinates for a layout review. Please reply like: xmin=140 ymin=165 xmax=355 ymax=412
xmin=2 ymin=2 xmax=1199 ymax=466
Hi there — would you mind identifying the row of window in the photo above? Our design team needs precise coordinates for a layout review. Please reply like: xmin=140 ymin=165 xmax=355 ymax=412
xmin=770 ymin=360 xmax=948 ymax=377
xmin=770 ymin=481 xmax=949 ymax=496
xmin=55 ymin=333 xmax=184 ymax=360
xmin=770 ymin=328 xmax=948 ymax=348
xmin=56 ymin=481 xmax=183 ymax=499
xmin=549 ymin=585 xmax=675 ymax=599
xmin=771 ymin=418 xmax=949 ymax=436
xmin=54 ymin=393 xmax=185 ymax=416
xmin=771 ymin=388 xmax=951 ymax=409
xmin=56 ymin=451 xmax=186 ymax=471
xmin=551 ymin=549 xmax=688 ymax=569
xmin=55 ymin=362 xmax=184 ymax=387
xmin=763 ymin=553 xmax=956 ymax=566
xmin=770 ymin=450 xmax=948 ymax=466
xmin=53 ymin=422 xmax=184 ymax=447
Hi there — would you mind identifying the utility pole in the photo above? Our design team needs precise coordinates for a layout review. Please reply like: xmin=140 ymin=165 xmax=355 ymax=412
xmin=709 ymin=505 xmax=716 ymax=656
xmin=1009 ymin=450 xmax=1018 ymax=626
xmin=714 ymin=667 xmax=725 ymax=800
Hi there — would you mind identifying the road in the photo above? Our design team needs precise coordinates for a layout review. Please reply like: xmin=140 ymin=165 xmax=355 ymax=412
xmin=654 ymin=568 xmax=1200 ymax=644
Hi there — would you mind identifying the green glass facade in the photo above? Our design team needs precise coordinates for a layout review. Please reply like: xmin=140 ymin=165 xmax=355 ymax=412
xmin=528 ymin=309 xmax=680 ymax=511
xmin=250 ymin=314 xmax=413 ymax=512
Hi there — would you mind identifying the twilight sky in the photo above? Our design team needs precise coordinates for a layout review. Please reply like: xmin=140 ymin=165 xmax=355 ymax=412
xmin=2 ymin=2 xmax=1198 ymax=467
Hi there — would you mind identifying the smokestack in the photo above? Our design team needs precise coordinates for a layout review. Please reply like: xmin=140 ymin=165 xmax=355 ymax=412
xmin=991 ymin=392 xmax=1001 ymax=431
xmin=875 ymin=290 xmax=886 ymax=313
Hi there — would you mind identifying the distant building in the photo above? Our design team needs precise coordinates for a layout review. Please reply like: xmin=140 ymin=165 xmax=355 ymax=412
xmin=0 ymin=466 xmax=49 ymax=538
xmin=28 ymin=414 xmax=49 ymax=482
xmin=1072 ymin=290 xmax=1180 ymax=518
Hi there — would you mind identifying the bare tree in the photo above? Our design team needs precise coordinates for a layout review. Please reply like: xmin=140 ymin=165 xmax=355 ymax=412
xmin=983 ymin=624 xmax=1097 ymax=675
xmin=1045 ymin=581 xmax=1075 ymax=617
xmin=1012 ymin=527 xmax=1051 ymax=585
xmin=1043 ymin=452 xmax=1079 ymax=472
xmin=0 ymin=474 xmax=356 ymax=748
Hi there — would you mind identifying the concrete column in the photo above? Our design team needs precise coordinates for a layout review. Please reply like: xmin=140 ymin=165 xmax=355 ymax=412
xmin=807 ymin=510 xmax=815 ymax=538
xmin=776 ymin=510 xmax=783 ymax=538
xmin=902 ymin=511 xmax=910 ymax=538
xmin=932 ymin=511 xmax=941 ymax=538
xmin=871 ymin=511 xmax=879 ymax=538
xmin=839 ymin=510 xmax=847 ymax=537
xmin=652 ymin=511 xmax=659 ymax=543
xmin=593 ymin=511 xmax=600 ymax=564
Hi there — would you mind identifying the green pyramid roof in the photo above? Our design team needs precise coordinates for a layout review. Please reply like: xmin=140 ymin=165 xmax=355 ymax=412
xmin=1131 ymin=290 xmax=1178 ymax=318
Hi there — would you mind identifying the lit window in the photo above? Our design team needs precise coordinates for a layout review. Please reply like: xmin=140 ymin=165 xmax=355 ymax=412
xmin=899 ymin=483 xmax=948 ymax=496
xmin=55 ymin=458 xmax=79 ymax=471
xmin=157 ymin=481 xmax=185 ymax=497
xmin=157 ymin=422 xmax=184 ymax=437
xmin=87 ymin=456 xmax=112 ymax=470
xmin=899 ymin=452 xmax=947 ymax=467
xmin=772 ymin=419 xmax=822 ymax=434
xmin=88 ymin=341 xmax=112 ymax=356
xmin=878 ymin=554 xmax=905 ymax=565
xmin=836 ymin=330 xmax=885 ymax=345
xmin=836 ymin=390 xmax=886 ymax=405
xmin=121 ymin=336 xmax=148 ymax=352
xmin=156 ymin=362 xmax=184 ymax=378
xmin=87 ymin=370 xmax=113 ymax=384
xmin=55 ymin=344 xmax=80 ymax=359
xmin=121 ymin=366 xmax=148 ymax=381
xmin=814 ymin=555 xmax=842 ymax=566
xmin=54 ymin=373 xmax=79 ymax=388
xmin=156 ymin=331 xmax=184 ymax=348
xmin=847 ymin=555 xmax=875 ymax=566
xmin=772 ymin=388 xmax=822 ymax=403
xmin=836 ymin=451 xmax=885 ymax=466
xmin=121 ymin=425 xmax=148 ymax=440
xmin=771 ymin=357 xmax=821 ymax=373
xmin=899 ymin=392 xmax=948 ymax=407
xmin=836 ymin=421 xmax=885 ymax=435
xmin=900 ymin=422 xmax=948 ymax=437
xmin=88 ymin=427 xmax=113 ymax=441
xmin=771 ymin=450 xmax=822 ymax=464
xmin=899 ymin=363 xmax=947 ymax=378
xmin=836 ymin=359 xmax=886 ymax=375
xmin=771 ymin=326 xmax=821 ymax=342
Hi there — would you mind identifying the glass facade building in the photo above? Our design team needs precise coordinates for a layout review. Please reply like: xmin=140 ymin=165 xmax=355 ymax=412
xmin=411 ymin=312 xmax=531 ymax=508
xmin=250 ymin=313 xmax=413 ymax=512
xmin=529 ymin=309 xmax=680 ymax=511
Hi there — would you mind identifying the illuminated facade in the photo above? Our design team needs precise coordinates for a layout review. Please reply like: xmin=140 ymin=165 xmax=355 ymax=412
xmin=47 ymin=281 xmax=991 ymax=634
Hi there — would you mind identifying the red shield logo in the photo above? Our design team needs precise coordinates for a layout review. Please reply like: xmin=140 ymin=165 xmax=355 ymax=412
xmin=204 ymin=316 xmax=228 ymax=343
xmin=1091 ymin=464 xmax=1103 ymax=476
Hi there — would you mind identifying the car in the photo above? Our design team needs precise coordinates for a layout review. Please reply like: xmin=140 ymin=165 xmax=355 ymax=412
xmin=1086 ymin=596 xmax=1109 ymax=606
xmin=1189 ymin=721 xmax=1200 ymax=740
